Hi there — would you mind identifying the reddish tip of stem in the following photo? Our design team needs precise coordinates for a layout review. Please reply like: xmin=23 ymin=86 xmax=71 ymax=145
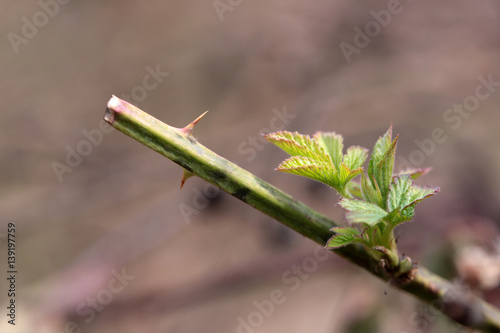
xmin=105 ymin=95 xmax=128 ymax=123
xmin=107 ymin=95 xmax=123 ymax=110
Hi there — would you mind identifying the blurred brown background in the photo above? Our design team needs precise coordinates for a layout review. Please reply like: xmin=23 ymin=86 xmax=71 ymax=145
xmin=1 ymin=1 xmax=500 ymax=332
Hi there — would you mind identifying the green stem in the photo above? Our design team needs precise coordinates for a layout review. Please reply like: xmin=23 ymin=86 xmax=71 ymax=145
xmin=338 ymin=186 xmax=353 ymax=199
xmin=104 ymin=96 xmax=334 ymax=244
xmin=382 ymin=223 xmax=398 ymax=253
xmin=104 ymin=96 xmax=500 ymax=333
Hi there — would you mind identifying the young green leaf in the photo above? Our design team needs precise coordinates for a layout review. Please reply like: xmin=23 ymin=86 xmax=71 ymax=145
xmin=385 ymin=175 xmax=440 ymax=225
xmin=266 ymin=130 xmax=369 ymax=195
xmin=339 ymin=198 xmax=388 ymax=226
xmin=367 ymin=126 xmax=398 ymax=206
xmin=326 ymin=226 xmax=361 ymax=249
xmin=313 ymin=131 xmax=343 ymax=167
xmin=276 ymin=156 xmax=337 ymax=188
xmin=369 ymin=125 xmax=393 ymax=170
xmin=337 ymin=163 xmax=363 ymax=187
xmin=343 ymin=146 xmax=369 ymax=171
xmin=387 ymin=174 xmax=413 ymax=212
xmin=361 ymin=173 xmax=383 ymax=207
xmin=347 ymin=180 xmax=363 ymax=199
xmin=387 ymin=174 xmax=440 ymax=212
xmin=395 ymin=167 xmax=432 ymax=180
xmin=264 ymin=131 xmax=330 ymax=163
xmin=404 ymin=185 xmax=440 ymax=208
xmin=374 ymin=136 xmax=398 ymax=204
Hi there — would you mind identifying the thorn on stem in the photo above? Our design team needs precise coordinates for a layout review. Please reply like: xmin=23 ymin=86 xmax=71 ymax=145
xmin=179 ymin=111 xmax=209 ymax=135
xmin=180 ymin=169 xmax=194 ymax=189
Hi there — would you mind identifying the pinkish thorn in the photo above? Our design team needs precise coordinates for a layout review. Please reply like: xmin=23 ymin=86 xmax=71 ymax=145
xmin=180 ymin=169 xmax=194 ymax=189
xmin=178 ymin=111 xmax=208 ymax=187
xmin=179 ymin=111 xmax=209 ymax=135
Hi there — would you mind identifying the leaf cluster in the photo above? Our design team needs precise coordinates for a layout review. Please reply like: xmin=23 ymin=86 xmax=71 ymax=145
xmin=264 ymin=131 xmax=368 ymax=198
xmin=265 ymin=126 xmax=439 ymax=269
